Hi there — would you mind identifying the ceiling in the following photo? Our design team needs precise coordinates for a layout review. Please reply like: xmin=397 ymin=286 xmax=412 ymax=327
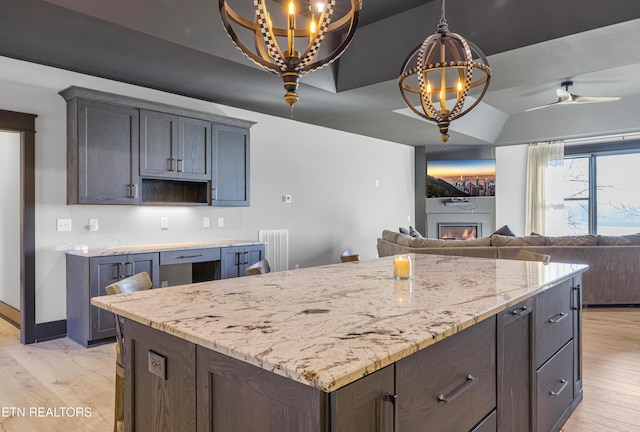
xmin=2 ymin=0 xmax=640 ymax=152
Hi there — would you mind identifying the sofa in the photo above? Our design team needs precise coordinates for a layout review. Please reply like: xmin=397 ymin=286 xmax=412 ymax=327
xmin=377 ymin=229 xmax=640 ymax=306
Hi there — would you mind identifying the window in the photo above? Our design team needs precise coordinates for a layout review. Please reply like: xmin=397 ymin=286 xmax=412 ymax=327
xmin=562 ymin=147 xmax=640 ymax=235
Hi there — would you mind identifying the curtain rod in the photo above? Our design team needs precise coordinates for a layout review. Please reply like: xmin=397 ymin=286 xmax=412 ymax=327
xmin=564 ymin=131 xmax=640 ymax=146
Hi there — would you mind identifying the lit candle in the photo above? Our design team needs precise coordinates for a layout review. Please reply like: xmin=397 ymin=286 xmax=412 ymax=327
xmin=393 ymin=254 xmax=411 ymax=280
xmin=287 ymin=1 xmax=296 ymax=55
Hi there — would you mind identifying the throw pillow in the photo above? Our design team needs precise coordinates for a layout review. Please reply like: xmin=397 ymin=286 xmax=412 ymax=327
xmin=491 ymin=225 xmax=516 ymax=237
xmin=409 ymin=226 xmax=424 ymax=239
xmin=399 ymin=227 xmax=410 ymax=235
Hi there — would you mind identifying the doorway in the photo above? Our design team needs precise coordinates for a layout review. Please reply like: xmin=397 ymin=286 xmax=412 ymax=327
xmin=0 ymin=131 xmax=21 ymax=327
xmin=0 ymin=110 xmax=36 ymax=344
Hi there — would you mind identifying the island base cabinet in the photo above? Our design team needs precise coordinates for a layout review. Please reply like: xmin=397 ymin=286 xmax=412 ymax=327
xmin=196 ymin=346 xmax=327 ymax=432
xmin=125 ymin=320 xmax=196 ymax=432
xmin=396 ymin=317 xmax=497 ymax=432
xmin=330 ymin=365 xmax=395 ymax=432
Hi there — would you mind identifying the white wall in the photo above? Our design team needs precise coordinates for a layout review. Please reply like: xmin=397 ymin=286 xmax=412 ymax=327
xmin=0 ymin=56 xmax=415 ymax=324
xmin=495 ymin=145 xmax=528 ymax=236
xmin=0 ymin=131 xmax=21 ymax=310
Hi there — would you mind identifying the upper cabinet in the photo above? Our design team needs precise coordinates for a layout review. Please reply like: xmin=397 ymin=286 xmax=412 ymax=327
xmin=60 ymin=87 xmax=254 ymax=206
xmin=67 ymin=99 xmax=140 ymax=205
xmin=140 ymin=110 xmax=212 ymax=181
xmin=212 ymin=125 xmax=250 ymax=207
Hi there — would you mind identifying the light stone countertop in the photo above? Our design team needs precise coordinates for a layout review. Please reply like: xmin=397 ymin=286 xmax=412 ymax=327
xmin=66 ymin=240 xmax=262 ymax=257
xmin=92 ymin=254 xmax=587 ymax=392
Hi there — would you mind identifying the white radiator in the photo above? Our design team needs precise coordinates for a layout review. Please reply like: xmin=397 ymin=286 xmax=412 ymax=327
xmin=258 ymin=229 xmax=289 ymax=272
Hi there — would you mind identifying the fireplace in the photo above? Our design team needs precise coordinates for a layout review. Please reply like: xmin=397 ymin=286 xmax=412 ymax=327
xmin=438 ymin=223 xmax=480 ymax=240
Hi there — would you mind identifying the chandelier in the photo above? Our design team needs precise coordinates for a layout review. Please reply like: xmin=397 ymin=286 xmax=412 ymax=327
xmin=219 ymin=0 xmax=362 ymax=115
xmin=398 ymin=0 xmax=491 ymax=148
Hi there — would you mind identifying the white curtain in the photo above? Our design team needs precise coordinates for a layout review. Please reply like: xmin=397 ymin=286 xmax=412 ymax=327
xmin=525 ymin=141 xmax=565 ymax=235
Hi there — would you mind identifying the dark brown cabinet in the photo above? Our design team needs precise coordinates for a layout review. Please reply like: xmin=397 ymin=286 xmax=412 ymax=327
xmin=66 ymin=252 xmax=159 ymax=346
xmin=66 ymin=99 xmax=140 ymax=204
xmin=396 ymin=316 xmax=496 ymax=432
xmin=497 ymin=298 xmax=534 ymax=432
xmin=330 ymin=365 xmax=395 ymax=432
xmin=126 ymin=320 xmax=197 ymax=432
xmin=212 ymin=124 xmax=250 ymax=206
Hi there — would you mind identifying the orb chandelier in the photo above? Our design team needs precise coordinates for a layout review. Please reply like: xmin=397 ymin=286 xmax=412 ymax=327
xmin=398 ymin=0 xmax=491 ymax=148
xmin=219 ymin=0 xmax=362 ymax=115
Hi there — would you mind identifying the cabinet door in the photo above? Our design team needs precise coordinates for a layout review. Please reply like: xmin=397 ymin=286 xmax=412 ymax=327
xmin=140 ymin=109 xmax=179 ymax=178
xmin=178 ymin=117 xmax=211 ymax=180
xmin=497 ymin=298 xmax=534 ymax=432
xmin=220 ymin=246 xmax=243 ymax=279
xmin=127 ymin=253 xmax=160 ymax=288
xmin=212 ymin=125 xmax=250 ymax=206
xmin=196 ymin=345 xmax=325 ymax=432
xmin=76 ymin=100 xmax=139 ymax=204
xmin=331 ymin=365 xmax=395 ymax=432
xmin=241 ymin=245 xmax=265 ymax=276
xmin=89 ymin=255 xmax=125 ymax=340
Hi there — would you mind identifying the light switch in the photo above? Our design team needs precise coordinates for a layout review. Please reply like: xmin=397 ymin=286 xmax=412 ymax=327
xmin=203 ymin=216 xmax=210 ymax=228
xmin=217 ymin=217 xmax=224 ymax=228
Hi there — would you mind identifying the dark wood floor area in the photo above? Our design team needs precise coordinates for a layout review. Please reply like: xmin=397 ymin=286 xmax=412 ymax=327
xmin=0 ymin=308 xmax=638 ymax=431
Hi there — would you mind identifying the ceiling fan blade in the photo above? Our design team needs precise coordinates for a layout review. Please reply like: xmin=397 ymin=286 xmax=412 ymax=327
xmin=525 ymin=100 xmax=562 ymax=112
xmin=572 ymin=94 xmax=621 ymax=103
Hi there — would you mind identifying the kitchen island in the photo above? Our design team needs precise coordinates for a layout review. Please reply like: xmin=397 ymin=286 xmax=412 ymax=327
xmin=92 ymin=253 xmax=587 ymax=432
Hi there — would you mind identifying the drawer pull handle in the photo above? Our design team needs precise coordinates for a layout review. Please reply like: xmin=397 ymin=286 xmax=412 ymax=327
xmin=176 ymin=254 xmax=203 ymax=259
xmin=549 ymin=312 xmax=569 ymax=323
xmin=438 ymin=374 xmax=478 ymax=403
xmin=550 ymin=379 xmax=569 ymax=396
xmin=512 ymin=306 xmax=532 ymax=316
xmin=381 ymin=393 xmax=398 ymax=432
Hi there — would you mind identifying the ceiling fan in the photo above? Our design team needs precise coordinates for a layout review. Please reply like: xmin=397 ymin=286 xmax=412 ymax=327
xmin=525 ymin=80 xmax=621 ymax=112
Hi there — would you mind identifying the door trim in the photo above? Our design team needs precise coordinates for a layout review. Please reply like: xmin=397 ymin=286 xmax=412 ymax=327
xmin=0 ymin=109 xmax=37 ymax=344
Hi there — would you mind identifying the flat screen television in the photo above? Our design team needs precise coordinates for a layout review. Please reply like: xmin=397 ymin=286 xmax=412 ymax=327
xmin=427 ymin=159 xmax=496 ymax=198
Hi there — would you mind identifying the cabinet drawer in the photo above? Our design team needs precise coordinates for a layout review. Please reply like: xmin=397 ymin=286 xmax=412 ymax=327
xmin=397 ymin=317 xmax=496 ymax=432
xmin=536 ymin=279 xmax=573 ymax=368
xmin=471 ymin=409 xmax=496 ymax=432
xmin=160 ymin=248 xmax=221 ymax=265
xmin=537 ymin=340 xmax=574 ymax=432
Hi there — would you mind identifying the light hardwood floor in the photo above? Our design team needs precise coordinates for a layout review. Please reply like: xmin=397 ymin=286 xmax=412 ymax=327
xmin=0 ymin=308 xmax=638 ymax=431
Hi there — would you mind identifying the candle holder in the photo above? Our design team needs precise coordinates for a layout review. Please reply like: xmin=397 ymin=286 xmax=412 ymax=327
xmin=393 ymin=254 xmax=412 ymax=280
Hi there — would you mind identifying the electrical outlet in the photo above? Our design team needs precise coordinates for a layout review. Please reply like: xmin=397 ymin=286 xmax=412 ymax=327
xmin=161 ymin=280 xmax=169 ymax=288
xmin=56 ymin=218 xmax=72 ymax=232
xmin=217 ymin=217 xmax=224 ymax=228
xmin=203 ymin=216 xmax=210 ymax=228
xmin=89 ymin=218 xmax=99 ymax=232
xmin=160 ymin=217 xmax=169 ymax=230
xmin=282 ymin=194 xmax=292 ymax=203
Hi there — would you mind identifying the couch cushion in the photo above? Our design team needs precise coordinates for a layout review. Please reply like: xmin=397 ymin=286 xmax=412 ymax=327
xmin=411 ymin=237 xmax=491 ymax=248
xmin=597 ymin=235 xmax=632 ymax=246
xmin=382 ymin=230 xmax=412 ymax=244
xmin=545 ymin=235 xmax=597 ymax=246
xmin=491 ymin=235 xmax=546 ymax=247
xmin=623 ymin=233 xmax=640 ymax=245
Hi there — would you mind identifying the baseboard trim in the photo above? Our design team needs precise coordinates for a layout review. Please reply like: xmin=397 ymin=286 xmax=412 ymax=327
xmin=584 ymin=304 xmax=640 ymax=308
xmin=35 ymin=319 xmax=67 ymax=342
xmin=0 ymin=301 xmax=20 ymax=328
